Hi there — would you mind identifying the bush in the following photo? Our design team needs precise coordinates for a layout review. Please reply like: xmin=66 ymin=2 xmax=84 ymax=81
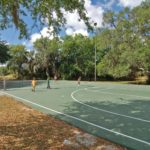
xmin=0 ymin=66 xmax=9 ymax=76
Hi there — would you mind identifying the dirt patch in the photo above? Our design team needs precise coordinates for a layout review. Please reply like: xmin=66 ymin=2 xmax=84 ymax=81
xmin=0 ymin=96 xmax=127 ymax=150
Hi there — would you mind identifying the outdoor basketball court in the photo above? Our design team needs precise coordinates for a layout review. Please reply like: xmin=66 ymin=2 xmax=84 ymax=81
xmin=1 ymin=80 xmax=150 ymax=150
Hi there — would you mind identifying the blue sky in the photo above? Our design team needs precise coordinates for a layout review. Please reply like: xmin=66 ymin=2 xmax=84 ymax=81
xmin=0 ymin=0 xmax=144 ymax=50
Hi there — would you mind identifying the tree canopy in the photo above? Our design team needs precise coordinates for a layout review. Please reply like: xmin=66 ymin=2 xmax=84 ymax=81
xmin=0 ymin=1 xmax=150 ymax=82
xmin=0 ymin=41 xmax=10 ymax=63
xmin=97 ymin=1 xmax=150 ymax=79
xmin=0 ymin=0 xmax=92 ymax=38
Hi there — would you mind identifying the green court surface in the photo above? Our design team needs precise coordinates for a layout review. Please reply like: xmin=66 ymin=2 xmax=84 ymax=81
xmin=1 ymin=80 xmax=150 ymax=150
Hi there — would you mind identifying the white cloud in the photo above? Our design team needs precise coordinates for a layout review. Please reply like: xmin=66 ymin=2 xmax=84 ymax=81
xmin=30 ymin=33 xmax=41 ymax=43
xmin=22 ymin=41 xmax=33 ymax=51
xmin=29 ymin=0 xmax=104 ymax=41
xmin=102 ymin=0 xmax=116 ymax=10
xmin=119 ymin=0 xmax=144 ymax=8
xmin=30 ymin=27 xmax=54 ymax=43
xmin=85 ymin=0 xmax=104 ymax=27
xmin=63 ymin=0 xmax=104 ymax=36
xmin=66 ymin=27 xmax=88 ymax=36
xmin=62 ymin=9 xmax=87 ymax=30
xmin=66 ymin=28 xmax=74 ymax=35
xmin=74 ymin=29 xmax=89 ymax=36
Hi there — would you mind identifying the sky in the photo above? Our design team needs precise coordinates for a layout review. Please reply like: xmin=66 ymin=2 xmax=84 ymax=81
xmin=0 ymin=0 xmax=144 ymax=50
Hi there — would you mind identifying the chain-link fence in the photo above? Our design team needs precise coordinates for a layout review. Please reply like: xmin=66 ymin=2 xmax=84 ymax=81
xmin=0 ymin=80 xmax=47 ymax=90
xmin=0 ymin=80 xmax=3 ymax=90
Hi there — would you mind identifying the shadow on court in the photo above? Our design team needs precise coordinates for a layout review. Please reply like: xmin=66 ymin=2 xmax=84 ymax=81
xmin=55 ymin=100 xmax=150 ymax=150
xmin=84 ymin=99 xmax=150 ymax=120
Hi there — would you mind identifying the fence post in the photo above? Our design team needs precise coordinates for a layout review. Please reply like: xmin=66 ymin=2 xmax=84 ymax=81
xmin=3 ymin=78 xmax=6 ymax=90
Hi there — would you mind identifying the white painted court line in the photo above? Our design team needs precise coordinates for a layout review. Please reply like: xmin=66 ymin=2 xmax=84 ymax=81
xmin=0 ymin=91 xmax=4 ymax=95
xmin=2 ymin=91 xmax=150 ymax=146
xmin=71 ymin=88 xmax=150 ymax=123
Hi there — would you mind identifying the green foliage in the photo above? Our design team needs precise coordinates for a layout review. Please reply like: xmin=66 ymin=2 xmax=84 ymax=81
xmin=0 ymin=41 xmax=10 ymax=63
xmin=97 ymin=1 xmax=150 ymax=80
xmin=32 ymin=34 xmax=95 ymax=80
xmin=7 ymin=45 xmax=30 ymax=79
xmin=60 ymin=34 xmax=94 ymax=80
xmin=0 ymin=66 xmax=9 ymax=76
xmin=33 ymin=37 xmax=61 ymax=78
xmin=2 ymin=1 xmax=150 ymax=81
xmin=0 ymin=0 xmax=92 ymax=38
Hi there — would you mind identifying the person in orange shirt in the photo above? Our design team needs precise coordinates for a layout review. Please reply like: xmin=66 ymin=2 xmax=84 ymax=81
xmin=32 ymin=77 xmax=36 ymax=92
